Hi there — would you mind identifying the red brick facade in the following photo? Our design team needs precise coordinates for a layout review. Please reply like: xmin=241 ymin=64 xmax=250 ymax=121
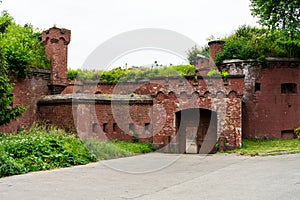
xmin=219 ymin=58 xmax=300 ymax=139
xmin=2 ymin=27 xmax=299 ymax=152
xmin=0 ymin=69 xmax=51 ymax=133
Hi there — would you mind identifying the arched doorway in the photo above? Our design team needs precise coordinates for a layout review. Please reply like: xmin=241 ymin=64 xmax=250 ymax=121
xmin=176 ymin=108 xmax=217 ymax=154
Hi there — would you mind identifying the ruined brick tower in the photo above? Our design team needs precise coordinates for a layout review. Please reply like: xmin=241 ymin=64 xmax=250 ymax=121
xmin=42 ymin=27 xmax=71 ymax=94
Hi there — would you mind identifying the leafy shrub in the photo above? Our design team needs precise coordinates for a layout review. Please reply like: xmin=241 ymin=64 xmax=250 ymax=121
xmin=0 ymin=125 xmax=96 ymax=178
xmin=215 ymin=25 xmax=300 ymax=66
xmin=295 ymin=127 xmax=300 ymax=139
xmin=67 ymin=69 xmax=78 ymax=80
xmin=0 ymin=149 xmax=26 ymax=177
xmin=0 ymin=12 xmax=50 ymax=78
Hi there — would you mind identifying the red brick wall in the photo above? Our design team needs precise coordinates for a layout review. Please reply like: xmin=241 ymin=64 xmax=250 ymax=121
xmin=242 ymin=60 xmax=300 ymax=138
xmin=220 ymin=59 xmax=300 ymax=139
xmin=0 ymin=70 xmax=51 ymax=133
xmin=37 ymin=95 xmax=153 ymax=143
xmin=37 ymin=103 xmax=75 ymax=132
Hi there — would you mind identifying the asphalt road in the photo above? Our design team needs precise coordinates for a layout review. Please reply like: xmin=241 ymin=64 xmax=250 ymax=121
xmin=1 ymin=153 xmax=300 ymax=200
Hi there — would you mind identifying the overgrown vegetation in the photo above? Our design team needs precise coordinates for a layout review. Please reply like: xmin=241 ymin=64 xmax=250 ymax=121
xmin=0 ymin=11 xmax=50 ymax=78
xmin=0 ymin=11 xmax=50 ymax=125
xmin=214 ymin=25 xmax=300 ymax=66
xmin=68 ymin=64 xmax=195 ymax=83
xmin=0 ymin=125 xmax=96 ymax=178
xmin=0 ymin=125 xmax=154 ymax=178
xmin=225 ymin=139 xmax=300 ymax=156
xmin=215 ymin=1 xmax=300 ymax=65
xmin=207 ymin=69 xmax=229 ymax=82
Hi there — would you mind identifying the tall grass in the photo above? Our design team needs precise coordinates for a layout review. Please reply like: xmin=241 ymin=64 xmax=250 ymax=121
xmin=84 ymin=139 xmax=154 ymax=160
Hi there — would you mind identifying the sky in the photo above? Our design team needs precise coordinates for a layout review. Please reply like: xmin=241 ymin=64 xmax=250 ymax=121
xmin=0 ymin=0 xmax=259 ymax=69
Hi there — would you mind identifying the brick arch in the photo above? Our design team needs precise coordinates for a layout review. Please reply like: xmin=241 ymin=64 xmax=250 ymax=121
xmin=191 ymin=91 xmax=199 ymax=100
xmin=192 ymin=91 xmax=199 ymax=96
xmin=168 ymin=91 xmax=177 ymax=100
xmin=204 ymin=91 xmax=211 ymax=97
xmin=228 ymin=90 xmax=237 ymax=98
xmin=216 ymin=91 xmax=226 ymax=98
xmin=156 ymin=91 xmax=165 ymax=96
xmin=156 ymin=91 xmax=165 ymax=101
xmin=59 ymin=37 xmax=69 ymax=45
xmin=180 ymin=91 xmax=188 ymax=100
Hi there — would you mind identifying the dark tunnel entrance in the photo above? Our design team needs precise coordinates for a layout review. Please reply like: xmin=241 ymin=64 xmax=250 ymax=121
xmin=176 ymin=108 xmax=217 ymax=154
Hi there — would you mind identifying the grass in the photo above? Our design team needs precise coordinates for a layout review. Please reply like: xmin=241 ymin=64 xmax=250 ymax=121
xmin=225 ymin=139 xmax=300 ymax=156
xmin=84 ymin=139 xmax=154 ymax=160
xmin=0 ymin=125 xmax=154 ymax=178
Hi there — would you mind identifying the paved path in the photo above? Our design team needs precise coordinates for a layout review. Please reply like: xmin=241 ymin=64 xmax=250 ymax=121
xmin=1 ymin=153 xmax=300 ymax=200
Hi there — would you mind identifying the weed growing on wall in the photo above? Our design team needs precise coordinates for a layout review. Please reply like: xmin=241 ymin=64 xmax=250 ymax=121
xmin=67 ymin=64 xmax=195 ymax=83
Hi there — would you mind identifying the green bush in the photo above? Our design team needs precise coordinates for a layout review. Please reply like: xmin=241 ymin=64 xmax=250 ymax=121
xmin=295 ymin=127 xmax=300 ymax=139
xmin=0 ymin=12 xmax=50 ymax=78
xmin=0 ymin=125 xmax=96 ymax=178
xmin=0 ymin=149 xmax=26 ymax=177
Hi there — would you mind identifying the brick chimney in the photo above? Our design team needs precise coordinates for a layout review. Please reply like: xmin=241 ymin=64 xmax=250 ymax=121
xmin=42 ymin=27 xmax=71 ymax=94
xmin=208 ymin=40 xmax=225 ymax=63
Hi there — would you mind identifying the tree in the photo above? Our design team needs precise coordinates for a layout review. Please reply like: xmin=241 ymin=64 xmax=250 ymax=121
xmin=186 ymin=45 xmax=209 ymax=66
xmin=250 ymin=0 xmax=300 ymax=36
xmin=0 ymin=11 xmax=50 ymax=126
xmin=0 ymin=12 xmax=26 ymax=126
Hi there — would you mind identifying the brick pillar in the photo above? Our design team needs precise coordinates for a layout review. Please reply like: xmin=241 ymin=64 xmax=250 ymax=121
xmin=42 ymin=27 xmax=71 ymax=94
xmin=208 ymin=40 xmax=225 ymax=63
